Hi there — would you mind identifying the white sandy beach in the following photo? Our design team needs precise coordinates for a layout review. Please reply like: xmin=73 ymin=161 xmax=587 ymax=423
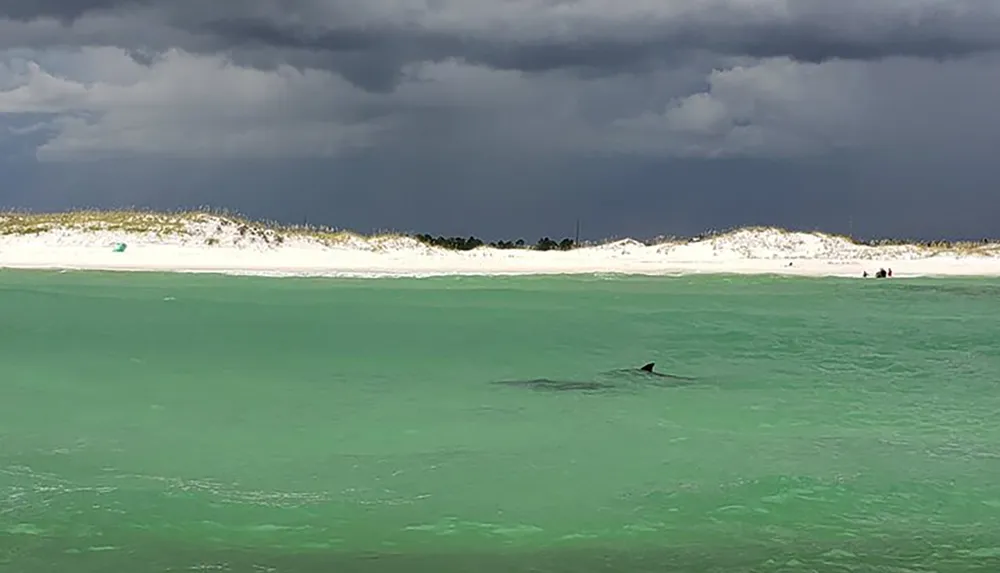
xmin=1 ymin=213 xmax=999 ymax=278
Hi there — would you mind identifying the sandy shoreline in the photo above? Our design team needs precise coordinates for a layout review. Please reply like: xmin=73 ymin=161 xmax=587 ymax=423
xmin=3 ymin=251 xmax=1000 ymax=279
xmin=2 ymin=214 xmax=999 ymax=279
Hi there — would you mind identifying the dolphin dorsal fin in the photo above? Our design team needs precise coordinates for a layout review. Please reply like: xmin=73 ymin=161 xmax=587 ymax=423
xmin=640 ymin=362 xmax=655 ymax=372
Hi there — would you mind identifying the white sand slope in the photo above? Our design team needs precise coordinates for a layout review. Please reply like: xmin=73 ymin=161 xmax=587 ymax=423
xmin=1 ymin=212 xmax=998 ymax=278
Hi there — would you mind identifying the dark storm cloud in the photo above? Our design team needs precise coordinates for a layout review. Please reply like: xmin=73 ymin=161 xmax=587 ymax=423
xmin=0 ymin=0 xmax=149 ymax=22
xmin=3 ymin=1 xmax=1000 ymax=89
xmin=7 ymin=151 xmax=997 ymax=242
xmin=2 ymin=1 xmax=1000 ymax=242
xmin=199 ymin=8 xmax=1000 ymax=70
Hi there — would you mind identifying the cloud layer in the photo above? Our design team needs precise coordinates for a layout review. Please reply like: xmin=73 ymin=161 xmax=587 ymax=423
xmin=3 ymin=0 xmax=1000 ymax=161
xmin=6 ymin=1 xmax=1000 ymax=66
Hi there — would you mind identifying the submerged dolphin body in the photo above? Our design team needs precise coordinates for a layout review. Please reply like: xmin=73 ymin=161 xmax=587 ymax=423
xmin=493 ymin=362 xmax=696 ymax=393
xmin=492 ymin=379 xmax=615 ymax=392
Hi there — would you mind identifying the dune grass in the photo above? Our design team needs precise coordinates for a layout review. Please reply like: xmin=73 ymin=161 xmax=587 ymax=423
xmin=0 ymin=208 xmax=413 ymax=248
xmin=649 ymin=225 xmax=1000 ymax=256
xmin=0 ymin=210 xmax=193 ymax=236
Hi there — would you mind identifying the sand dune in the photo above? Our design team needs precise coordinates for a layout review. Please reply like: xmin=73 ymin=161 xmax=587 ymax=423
xmin=1 ymin=211 xmax=998 ymax=278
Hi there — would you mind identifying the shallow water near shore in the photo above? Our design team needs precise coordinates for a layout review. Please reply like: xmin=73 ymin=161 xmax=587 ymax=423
xmin=2 ymin=270 xmax=1000 ymax=572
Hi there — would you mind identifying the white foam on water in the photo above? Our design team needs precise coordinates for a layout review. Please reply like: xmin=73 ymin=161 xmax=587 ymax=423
xmin=2 ymin=213 xmax=999 ymax=278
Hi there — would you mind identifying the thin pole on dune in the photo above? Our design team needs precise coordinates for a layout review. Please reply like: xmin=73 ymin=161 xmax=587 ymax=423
xmin=575 ymin=218 xmax=580 ymax=245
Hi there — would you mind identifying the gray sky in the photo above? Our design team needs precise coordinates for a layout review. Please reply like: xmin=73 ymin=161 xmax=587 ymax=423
xmin=2 ymin=1 xmax=999 ymax=241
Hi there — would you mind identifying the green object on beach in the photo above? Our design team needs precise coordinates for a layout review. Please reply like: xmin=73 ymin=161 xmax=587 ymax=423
xmin=1 ymin=271 xmax=999 ymax=572
xmin=112 ymin=242 xmax=127 ymax=252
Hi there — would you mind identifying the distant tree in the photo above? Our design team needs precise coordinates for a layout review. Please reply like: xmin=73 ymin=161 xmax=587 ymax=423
xmin=415 ymin=233 xmax=575 ymax=251
xmin=535 ymin=237 xmax=558 ymax=251
xmin=461 ymin=236 xmax=483 ymax=250
xmin=414 ymin=233 xmax=483 ymax=250
xmin=489 ymin=239 xmax=520 ymax=249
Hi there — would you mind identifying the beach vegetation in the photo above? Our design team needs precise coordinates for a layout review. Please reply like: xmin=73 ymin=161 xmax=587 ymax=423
xmin=0 ymin=210 xmax=190 ymax=236
xmin=413 ymin=235 xmax=485 ymax=251
xmin=533 ymin=237 xmax=576 ymax=251
xmin=411 ymin=234 xmax=577 ymax=251
xmin=642 ymin=225 xmax=1000 ymax=256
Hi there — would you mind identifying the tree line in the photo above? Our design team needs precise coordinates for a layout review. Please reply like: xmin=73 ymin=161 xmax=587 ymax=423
xmin=413 ymin=234 xmax=576 ymax=251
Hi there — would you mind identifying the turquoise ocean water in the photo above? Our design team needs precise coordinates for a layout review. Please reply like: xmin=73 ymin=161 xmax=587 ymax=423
xmin=2 ymin=269 xmax=1000 ymax=572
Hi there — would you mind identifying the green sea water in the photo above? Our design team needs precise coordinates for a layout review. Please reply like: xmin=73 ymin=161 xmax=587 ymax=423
xmin=2 ymin=270 xmax=1000 ymax=572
